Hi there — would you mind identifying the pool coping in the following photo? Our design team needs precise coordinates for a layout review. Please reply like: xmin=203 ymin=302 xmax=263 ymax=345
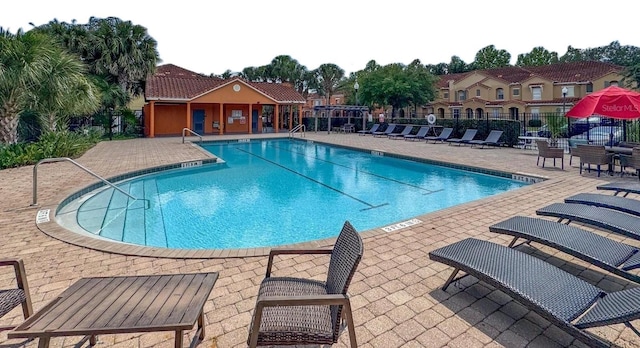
xmin=36 ymin=137 xmax=548 ymax=259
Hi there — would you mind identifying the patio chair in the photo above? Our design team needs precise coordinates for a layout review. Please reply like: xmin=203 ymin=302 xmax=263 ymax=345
xmin=619 ymin=147 xmax=640 ymax=179
xmin=247 ymin=221 xmax=363 ymax=348
xmin=489 ymin=216 xmax=640 ymax=283
xmin=577 ymin=144 xmax=613 ymax=177
xmin=339 ymin=123 xmax=355 ymax=133
xmin=446 ymin=129 xmax=477 ymax=146
xmin=388 ymin=125 xmax=413 ymax=139
xmin=424 ymin=127 xmax=453 ymax=143
xmin=597 ymin=182 xmax=640 ymax=197
xmin=469 ymin=130 xmax=504 ymax=148
xmin=372 ymin=123 xmax=396 ymax=137
xmin=535 ymin=140 xmax=564 ymax=169
xmin=429 ymin=237 xmax=640 ymax=348
xmin=536 ymin=202 xmax=640 ymax=241
xmin=0 ymin=259 xmax=33 ymax=331
xmin=357 ymin=123 xmax=379 ymax=136
xmin=403 ymin=126 xmax=430 ymax=141
xmin=567 ymin=138 xmax=589 ymax=166
xmin=564 ymin=192 xmax=640 ymax=217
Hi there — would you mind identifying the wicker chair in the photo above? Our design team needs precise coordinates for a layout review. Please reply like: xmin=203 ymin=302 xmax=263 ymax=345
xmin=0 ymin=259 xmax=33 ymax=331
xmin=535 ymin=140 xmax=564 ymax=169
xmin=577 ymin=144 xmax=614 ymax=177
xmin=567 ymin=138 xmax=589 ymax=166
xmin=247 ymin=221 xmax=363 ymax=348
xmin=619 ymin=147 xmax=640 ymax=179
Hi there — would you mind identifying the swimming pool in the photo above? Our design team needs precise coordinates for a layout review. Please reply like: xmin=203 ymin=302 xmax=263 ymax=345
xmin=57 ymin=139 xmax=528 ymax=249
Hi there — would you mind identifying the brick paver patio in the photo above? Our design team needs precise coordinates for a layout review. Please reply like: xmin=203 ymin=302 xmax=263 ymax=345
xmin=1 ymin=132 xmax=639 ymax=348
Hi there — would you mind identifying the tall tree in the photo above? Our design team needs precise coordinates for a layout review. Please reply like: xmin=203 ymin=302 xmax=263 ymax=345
xmin=516 ymin=46 xmax=559 ymax=67
xmin=448 ymin=56 xmax=469 ymax=73
xmin=559 ymin=45 xmax=588 ymax=63
xmin=267 ymin=55 xmax=301 ymax=83
xmin=426 ymin=62 xmax=448 ymax=75
xmin=359 ymin=62 xmax=436 ymax=119
xmin=314 ymin=63 xmax=345 ymax=107
xmin=0 ymin=28 xmax=97 ymax=143
xmin=240 ymin=66 xmax=267 ymax=82
xmin=33 ymin=47 xmax=100 ymax=132
xmin=84 ymin=17 xmax=159 ymax=99
xmin=472 ymin=45 xmax=511 ymax=70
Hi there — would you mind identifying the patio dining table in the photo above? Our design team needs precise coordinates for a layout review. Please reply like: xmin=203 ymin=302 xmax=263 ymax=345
xmin=8 ymin=272 xmax=219 ymax=348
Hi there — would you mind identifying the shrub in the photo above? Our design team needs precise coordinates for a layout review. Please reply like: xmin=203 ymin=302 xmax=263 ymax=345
xmin=0 ymin=130 xmax=101 ymax=169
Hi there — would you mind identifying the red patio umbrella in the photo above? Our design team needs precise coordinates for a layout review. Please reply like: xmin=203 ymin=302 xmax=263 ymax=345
xmin=566 ymin=85 xmax=640 ymax=119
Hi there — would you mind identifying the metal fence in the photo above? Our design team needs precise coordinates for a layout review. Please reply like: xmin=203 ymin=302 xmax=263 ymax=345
xmin=302 ymin=112 xmax=640 ymax=152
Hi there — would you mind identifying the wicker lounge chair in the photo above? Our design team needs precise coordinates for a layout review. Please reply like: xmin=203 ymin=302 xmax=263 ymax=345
xmin=247 ymin=221 xmax=363 ymax=348
xmin=469 ymin=130 xmax=504 ymax=148
xmin=489 ymin=216 xmax=640 ymax=283
xmin=388 ymin=125 xmax=413 ymax=139
xmin=357 ymin=123 xmax=380 ymax=136
xmin=564 ymin=192 xmax=640 ymax=217
xmin=429 ymin=238 xmax=640 ymax=348
xmin=424 ymin=127 xmax=453 ymax=143
xmin=446 ymin=129 xmax=477 ymax=146
xmin=372 ymin=123 xmax=396 ymax=138
xmin=597 ymin=182 xmax=640 ymax=197
xmin=535 ymin=140 xmax=564 ymax=169
xmin=0 ymin=259 xmax=33 ymax=331
xmin=536 ymin=202 xmax=640 ymax=241
xmin=577 ymin=144 xmax=613 ymax=177
xmin=403 ymin=126 xmax=430 ymax=141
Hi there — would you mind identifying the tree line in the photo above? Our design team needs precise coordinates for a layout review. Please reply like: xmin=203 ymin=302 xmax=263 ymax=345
xmin=2 ymin=14 xmax=639 ymax=146
xmin=220 ymin=42 xmax=640 ymax=119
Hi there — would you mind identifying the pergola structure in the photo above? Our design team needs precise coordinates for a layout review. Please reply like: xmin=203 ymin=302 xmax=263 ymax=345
xmin=313 ymin=105 xmax=369 ymax=133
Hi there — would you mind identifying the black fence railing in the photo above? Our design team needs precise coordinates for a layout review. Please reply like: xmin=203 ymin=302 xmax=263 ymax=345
xmin=302 ymin=112 xmax=640 ymax=152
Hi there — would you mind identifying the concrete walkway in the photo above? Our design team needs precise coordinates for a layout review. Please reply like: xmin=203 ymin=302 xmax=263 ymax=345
xmin=1 ymin=132 xmax=639 ymax=347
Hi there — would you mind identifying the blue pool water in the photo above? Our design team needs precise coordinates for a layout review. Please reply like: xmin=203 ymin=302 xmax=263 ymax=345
xmin=60 ymin=139 xmax=528 ymax=249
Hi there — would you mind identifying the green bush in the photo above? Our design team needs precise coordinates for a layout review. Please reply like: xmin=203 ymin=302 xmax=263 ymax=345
xmin=0 ymin=130 xmax=101 ymax=169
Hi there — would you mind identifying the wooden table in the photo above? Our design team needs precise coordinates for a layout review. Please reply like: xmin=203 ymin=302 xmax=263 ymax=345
xmin=9 ymin=273 xmax=219 ymax=348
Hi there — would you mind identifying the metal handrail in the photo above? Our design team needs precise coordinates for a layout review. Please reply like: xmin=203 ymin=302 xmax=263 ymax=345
xmin=32 ymin=157 xmax=137 ymax=206
xmin=289 ymin=124 xmax=305 ymax=138
xmin=182 ymin=128 xmax=203 ymax=143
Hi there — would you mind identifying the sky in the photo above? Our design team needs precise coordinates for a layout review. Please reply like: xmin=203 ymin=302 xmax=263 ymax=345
xmin=3 ymin=0 xmax=640 ymax=76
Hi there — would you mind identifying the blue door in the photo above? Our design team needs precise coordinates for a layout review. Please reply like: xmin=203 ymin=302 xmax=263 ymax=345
xmin=192 ymin=110 xmax=205 ymax=134
xmin=252 ymin=110 xmax=259 ymax=133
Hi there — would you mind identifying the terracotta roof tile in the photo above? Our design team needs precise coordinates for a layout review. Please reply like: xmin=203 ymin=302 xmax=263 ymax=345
xmin=146 ymin=64 xmax=304 ymax=103
xmin=479 ymin=67 xmax=534 ymax=84
xmin=437 ymin=72 xmax=471 ymax=88
xmin=525 ymin=61 xmax=622 ymax=83
xmin=437 ymin=61 xmax=623 ymax=87
xmin=251 ymin=82 xmax=306 ymax=103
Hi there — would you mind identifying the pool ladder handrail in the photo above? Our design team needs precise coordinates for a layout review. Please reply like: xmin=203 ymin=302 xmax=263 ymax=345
xmin=32 ymin=157 xmax=137 ymax=206
xmin=289 ymin=124 xmax=305 ymax=138
xmin=182 ymin=128 xmax=203 ymax=143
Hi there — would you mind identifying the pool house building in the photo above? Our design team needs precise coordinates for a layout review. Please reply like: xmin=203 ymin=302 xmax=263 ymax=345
xmin=143 ymin=64 xmax=306 ymax=137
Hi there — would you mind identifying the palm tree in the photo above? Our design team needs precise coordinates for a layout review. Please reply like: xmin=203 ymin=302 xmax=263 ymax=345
xmin=85 ymin=17 xmax=159 ymax=99
xmin=0 ymin=28 xmax=65 ymax=143
xmin=314 ymin=63 xmax=345 ymax=107
xmin=34 ymin=47 xmax=100 ymax=133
